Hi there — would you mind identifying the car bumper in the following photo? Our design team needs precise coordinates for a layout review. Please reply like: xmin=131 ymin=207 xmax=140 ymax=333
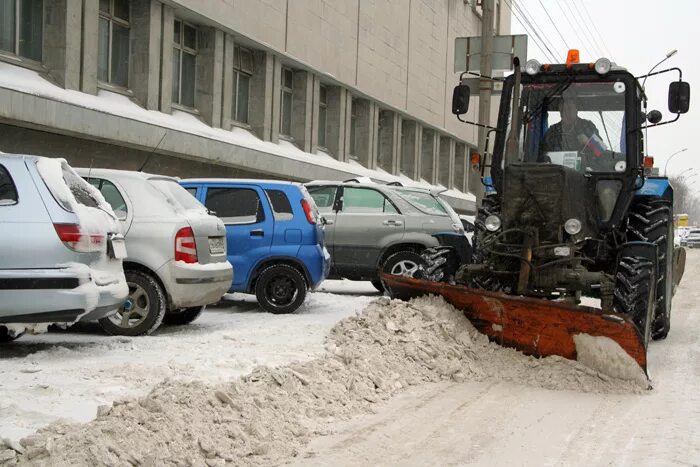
xmin=0 ymin=268 xmax=127 ymax=324
xmin=298 ymin=244 xmax=330 ymax=290
xmin=158 ymin=260 xmax=233 ymax=308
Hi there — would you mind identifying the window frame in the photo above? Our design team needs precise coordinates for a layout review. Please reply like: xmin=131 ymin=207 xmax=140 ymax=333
xmin=280 ymin=66 xmax=294 ymax=137
xmin=172 ymin=18 xmax=198 ymax=109
xmin=97 ymin=0 xmax=131 ymax=90
xmin=340 ymin=186 xmax=400 ymax=215
xmin=0 ymin=0 xmax=44 ymax=65
xmin=231 ymin=45 xmax=253 ymax=124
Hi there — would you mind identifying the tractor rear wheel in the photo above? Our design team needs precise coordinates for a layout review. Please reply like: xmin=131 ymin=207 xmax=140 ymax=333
xmin=627 ymin=199 xmax=673 ymax=340
xmin=613 ymin=256 xmax=655 ymax=349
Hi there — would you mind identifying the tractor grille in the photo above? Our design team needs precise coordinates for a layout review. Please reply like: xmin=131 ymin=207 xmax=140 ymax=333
xmin=502 ymin=164 xmax=597 ymax=243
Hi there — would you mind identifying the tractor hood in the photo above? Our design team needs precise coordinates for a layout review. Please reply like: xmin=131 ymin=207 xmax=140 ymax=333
xmin=501 ymin=164 xmax=599 ymax=243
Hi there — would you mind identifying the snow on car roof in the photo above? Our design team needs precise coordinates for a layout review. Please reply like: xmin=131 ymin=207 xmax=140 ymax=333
xmin=180 ymin=178 xmax=299 ymax=185
xmin=75 ymin=167 xmax=178 ymax=182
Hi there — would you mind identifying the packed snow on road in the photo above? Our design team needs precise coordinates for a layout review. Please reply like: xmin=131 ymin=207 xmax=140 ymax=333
xmin=1 ymin=253 xmax=699 ymax=465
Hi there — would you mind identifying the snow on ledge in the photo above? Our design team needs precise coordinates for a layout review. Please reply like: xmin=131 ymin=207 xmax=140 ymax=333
xmin=0 ymin=61 xmax=475 ymax=203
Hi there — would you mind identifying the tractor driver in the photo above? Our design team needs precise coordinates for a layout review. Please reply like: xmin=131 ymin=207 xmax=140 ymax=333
xmin=538 ymin=92 xmax=607 ymax=169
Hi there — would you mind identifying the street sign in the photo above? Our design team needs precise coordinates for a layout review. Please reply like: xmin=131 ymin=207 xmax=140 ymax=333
xmin=454 ymin=34 xmax=528 ymax=73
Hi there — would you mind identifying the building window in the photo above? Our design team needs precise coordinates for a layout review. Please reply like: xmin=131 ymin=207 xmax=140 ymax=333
xmin=172 ymin=19 xmax=197 ymax=108
xmin=349 ymin=97 xmax=358 ymax=159
xmin=318 ymin=85 xmax=328 ymax=148
xmin=232 ymin=45 xmax=252 ymax=124
xmin=98 ymin=0 xmax=130 ymax=88
xmin=280 ymin=67 xmax=293 ymax=136
xmin=0 ymin=0 xmax=43 ymax=62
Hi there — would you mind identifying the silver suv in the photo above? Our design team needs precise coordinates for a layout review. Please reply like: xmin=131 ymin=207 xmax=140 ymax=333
xmin=306 ymin=180 xmax=468 ymax=291
xmin=0 ymin=155 xmax=128 ymax=342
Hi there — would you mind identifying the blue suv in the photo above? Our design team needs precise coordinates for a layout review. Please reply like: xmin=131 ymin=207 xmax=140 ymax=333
xmin=180 ymin=179 xmax=330 ymax=314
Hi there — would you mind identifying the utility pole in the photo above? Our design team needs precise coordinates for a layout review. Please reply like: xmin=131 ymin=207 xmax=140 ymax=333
xmin=471 ymin=0 xmax=495 ymax=205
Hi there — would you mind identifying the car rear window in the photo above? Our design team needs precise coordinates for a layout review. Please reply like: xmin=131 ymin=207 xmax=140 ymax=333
xmin=265 ymin=189 xmax=293 ymax=221
xmin=149 ymin=178 xmax=206 ymax=213
xmin=36 ymin=159 xmax=101 ymax=211
xmin=0 ymin=164 xmax=18 ymax=206
xmin=205 ymin=187 xmax=264 ymax=224
xmin=395 ymin=189 xmax=447 ymax=216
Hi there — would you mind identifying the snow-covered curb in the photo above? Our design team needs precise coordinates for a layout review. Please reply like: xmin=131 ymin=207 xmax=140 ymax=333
xmin=2 ymin=296 xmax=646 ymax=466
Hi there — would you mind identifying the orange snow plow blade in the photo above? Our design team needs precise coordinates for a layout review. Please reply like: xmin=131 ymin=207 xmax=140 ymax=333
xmin=381 ymin=273 xmax=647 ymax=374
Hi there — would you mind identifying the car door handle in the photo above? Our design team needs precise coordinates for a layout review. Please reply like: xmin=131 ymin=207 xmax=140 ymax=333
xmin=250 ymin=229 xmax=264 ymax=237
xmin=325 ymin=219 xmax=334 ymax=225
xmin=383 ymin=220 xmax=403 ymax=226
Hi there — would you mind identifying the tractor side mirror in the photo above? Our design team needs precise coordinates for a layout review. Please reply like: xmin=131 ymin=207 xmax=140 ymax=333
xmin=647 ymin=110 xmax=663 ymax=124
xmin=452 ymin=84 xmax=471 ymax=115
xmin=669 ymin=81 xmax=690 ymax=114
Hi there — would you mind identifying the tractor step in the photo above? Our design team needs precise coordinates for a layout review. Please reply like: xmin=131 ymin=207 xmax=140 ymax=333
xmin=381 ymin=273 xmax=648 ymax=375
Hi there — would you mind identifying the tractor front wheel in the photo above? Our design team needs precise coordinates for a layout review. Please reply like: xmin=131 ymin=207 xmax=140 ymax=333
xmin=613 ymin=256 xmax=656 ymax=349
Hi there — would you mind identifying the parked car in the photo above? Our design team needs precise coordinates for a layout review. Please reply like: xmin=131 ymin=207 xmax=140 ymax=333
xmin=0 ymin=155 xmax=128 ymax=342
xmin=305 ymin=180 xmax=468 ymax=291
xmin=683 ymin=228 xmax=700 ymax=248
xmin=76 ymin=169 xmax=233 ymax=335
xmin=180 ymin=179 xmax=330 ymax=314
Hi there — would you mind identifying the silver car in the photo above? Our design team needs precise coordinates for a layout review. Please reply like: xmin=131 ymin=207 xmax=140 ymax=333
xmin=77 ymin=168 xmax=233 ymax=335
xmin=306 ymin=180 xmax=468 ymax=291
xmin=0 ymin=155 xmax=128 ymax=342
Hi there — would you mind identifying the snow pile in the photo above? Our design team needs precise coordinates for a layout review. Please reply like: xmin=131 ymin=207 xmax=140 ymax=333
xmin=2 ymin=296 xmax=646 ymax=466
xmin=573 ymin=334 xmax=648 ymax=385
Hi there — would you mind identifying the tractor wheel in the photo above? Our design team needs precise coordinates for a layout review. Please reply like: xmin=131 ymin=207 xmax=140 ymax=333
xmin=420 ymin=246 xmax=461 ymax=283
xmin=627 ymin=199 xmax=673 ymax=340
xmin=613 ymin=255 xmax=656 ymax=349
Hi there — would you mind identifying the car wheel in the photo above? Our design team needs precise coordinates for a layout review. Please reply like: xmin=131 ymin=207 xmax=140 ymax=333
xmin=0 ymin=326 xmax=22 ymax=343
xmin=382 ymin=251 xmax=425 ymax=278
xmin=255 ymin=264 xmax=307 ymax=314
xmin=371 ymin=279 xmax=385 ymax=292
xmin=162 ymin=306 xmax=205 ymax=325
xmin=98 ymin=270 xmax=166 ymax=336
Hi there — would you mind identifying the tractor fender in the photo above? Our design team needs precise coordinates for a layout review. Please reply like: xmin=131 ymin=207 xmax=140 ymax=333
xmin=635 ymin=177 xmax=672 ymax=200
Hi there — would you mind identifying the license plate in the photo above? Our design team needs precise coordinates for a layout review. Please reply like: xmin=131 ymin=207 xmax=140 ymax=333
xmin=209 ymin=237 xmax=225 ymax=255
xmin=109 ymin=236 xmax=128 ymax=259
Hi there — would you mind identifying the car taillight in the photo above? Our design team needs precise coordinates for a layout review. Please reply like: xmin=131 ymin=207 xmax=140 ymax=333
xmin=300 ymin=199 xmax=317 ymax=225
xmin=175 ymin=227 xmax=198 ymax=263
xmin=54 ymin=223 xmax=105 ymax=252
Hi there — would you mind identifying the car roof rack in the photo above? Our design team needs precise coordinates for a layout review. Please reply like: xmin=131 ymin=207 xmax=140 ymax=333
xmin=343 ymin=178 xmax=361 ymax=183
xmin=386 ymin=181 xmax=403 ymax=186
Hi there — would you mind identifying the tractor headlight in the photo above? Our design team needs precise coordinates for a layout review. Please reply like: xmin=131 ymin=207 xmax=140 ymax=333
xmin=525 ymin=59 xmax=541 ymax=76
xmin=485 ymin=215 xmax=502 ymax=232
xmin=594 ymin=57 xmax=611 ymax=75
xmin=564 ymin=218 xmax=582 ymax=235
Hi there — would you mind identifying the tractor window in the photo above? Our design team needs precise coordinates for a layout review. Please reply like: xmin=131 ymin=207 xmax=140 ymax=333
xmin=507 ymin=81 xmax=628 ymax=173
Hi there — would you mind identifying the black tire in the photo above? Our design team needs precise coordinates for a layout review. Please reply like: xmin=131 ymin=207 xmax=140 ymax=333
xmin=381 ymin=251 xmax=425 ymax=278
xmin=255 ymin=264 xmax=307 ymax=314
xmin=370 ymin=279 xmax=385 ymax=292
xmin=98 ymin=270 xmax=166 ymax=336
xmin=627 ymin=199 xmax=673 ymax=340
xmin=0 ymin=326 xmax=22 ymax=343
xmin=420 ymin=246 xmax=461 ymax=282
xmin=613 ymin=256 xmax=656 ymax=348
xmin=162 ymin=306 xmax=205 ymax=325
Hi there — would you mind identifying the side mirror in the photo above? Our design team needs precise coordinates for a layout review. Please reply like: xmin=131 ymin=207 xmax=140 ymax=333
xmin=647 ymin=110 xmax=663 ymax=124
xmin=669 ymin=81 xmax=690 ymax=114
xmin=452 ymin=84 xmax=471 ymax=115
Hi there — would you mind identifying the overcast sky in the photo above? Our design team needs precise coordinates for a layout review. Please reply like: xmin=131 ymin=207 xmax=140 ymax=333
xmin=507 ymin=0 xmax=699 ymax=190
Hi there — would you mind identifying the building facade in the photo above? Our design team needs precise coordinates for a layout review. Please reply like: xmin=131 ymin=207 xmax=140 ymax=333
xmin=0 ymin=0 xmax=510 ymax=212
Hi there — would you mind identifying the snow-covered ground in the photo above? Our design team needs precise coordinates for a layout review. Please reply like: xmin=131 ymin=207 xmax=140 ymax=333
xmin=2 ymin=252 xmax=700 ymax=465
xmin=0 ymin=280 xmax=378 ymax=442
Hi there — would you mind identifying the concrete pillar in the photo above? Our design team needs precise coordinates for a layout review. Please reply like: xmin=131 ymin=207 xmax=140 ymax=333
xmin=130 ymin=0 xmax=161 ymax=110
xmin=400 ymin=119 xmax=419 ymax=180
xmin=326 ymin=86 xmax=350 ymax=161
xmin=80 ymin=0 xmax=99 ymax=94
xmin=341 ymin=90 xmax=353 ymax=162
xmin=454 ymin=142 xmax=467 ymax=191
xmin=270 ymin=56 xmax=282 ymax=143
xmin=43 ymin=0 xmax=81 ymax=90
xmin=310 ymin=75 xmax=321 ymax=153
xmin=370 ymin=102 xmax=379 ymax=169
xmin=159 ymin=5 xmax=175 ymax=113
xmin=249 ymin=50 xmax=275 ymax=141
xmin=221 ymin=34 xmax=234 ymax=128
xmin=438 ymin=135 xmax=453 ymax=187
xmin=195 ymin=28 xmax=224 ymax=127
xmin=290 ymin=70 xmax=313 ymax=152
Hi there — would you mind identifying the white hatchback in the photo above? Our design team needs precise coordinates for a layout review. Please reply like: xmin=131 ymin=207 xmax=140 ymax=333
xmin=77 ymin=168 xmax=233 ymax=336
